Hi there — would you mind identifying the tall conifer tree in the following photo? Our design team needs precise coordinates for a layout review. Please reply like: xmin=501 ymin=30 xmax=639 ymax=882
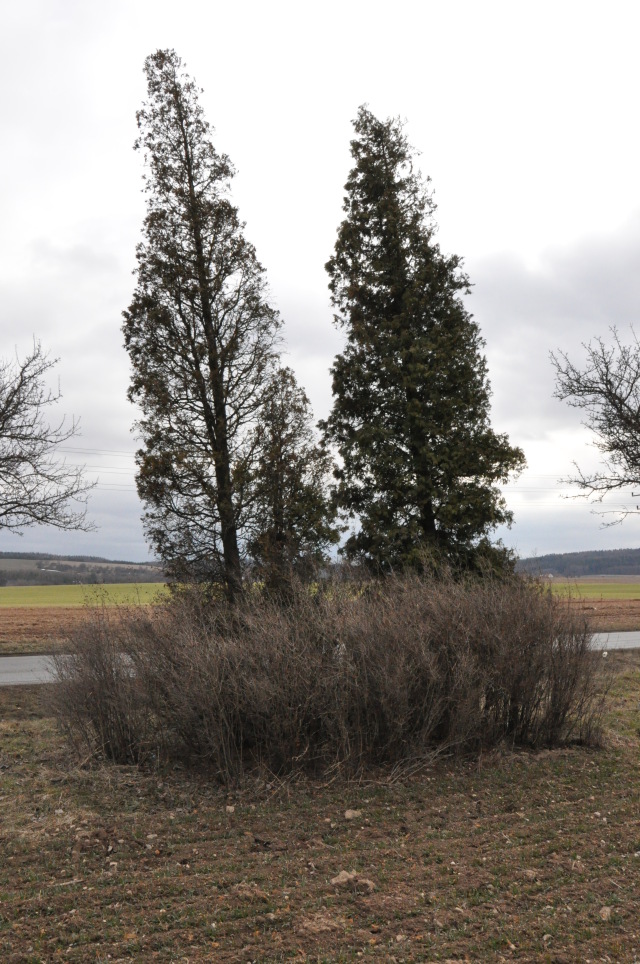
xmin=322 ymin=107 xmax=525 ymax=572
xmin=247 ymin=367 xmax=339 ymax=594
xmin=123 ymin=50 xmax=281 ymax=599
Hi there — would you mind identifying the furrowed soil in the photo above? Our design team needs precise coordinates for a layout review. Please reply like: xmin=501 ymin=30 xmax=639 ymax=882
xmin=1 ymin=643 xmax=640 ymax=960
xmin=569 ymin=597 xmax=640 ymax=632
xmin=0 ymin=608 xmax=90 ymax=655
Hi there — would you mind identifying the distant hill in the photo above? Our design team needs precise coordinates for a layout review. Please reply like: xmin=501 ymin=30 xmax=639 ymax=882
xmin=0 ymin=552 xmax=163 ymax=587
xmin=0 ymin=551 xmax=153 ymax=565
xmin=516 ymin=547 xmax=640 ymax=577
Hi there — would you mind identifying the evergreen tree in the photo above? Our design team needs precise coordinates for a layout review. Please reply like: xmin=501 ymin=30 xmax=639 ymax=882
xmin=322 ymin=107 xmax=525 ymax=573
xmin=123 ymin=50 xmax=281 ymax=600
xmin=248 ymin=367 xmax=339 ymax=594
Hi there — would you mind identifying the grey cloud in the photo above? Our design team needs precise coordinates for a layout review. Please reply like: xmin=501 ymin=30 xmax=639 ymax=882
xmin=467 ymin=214 xmax=640 ymax=443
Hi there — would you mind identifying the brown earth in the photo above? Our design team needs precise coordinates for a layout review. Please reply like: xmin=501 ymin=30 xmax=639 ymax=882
xmin=569 ymin=597 xmax=640 ymax=632
xmin=1 ymin=651 xmax=639 ymax=963
xmin=0 ymin=607 xmax=92 ymax=654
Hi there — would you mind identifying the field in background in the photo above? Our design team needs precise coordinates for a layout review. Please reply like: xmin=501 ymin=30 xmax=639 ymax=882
xmin=0 ymin=585 xmax=169 ymax=654
xmin=552 ymin=580 xmax=640 ymax=600
xmin=1 ymin=651 xmax=638 ymax=961
xmin=0 ymin=583 xmax=167 ymax=608
xmin=4 ymin=579 xmax=640 ymax=607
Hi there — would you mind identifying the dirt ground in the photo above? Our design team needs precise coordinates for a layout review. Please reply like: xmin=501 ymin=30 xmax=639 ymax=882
xmin=569 ymin=597 xmax=640 ymax=632
xmin=1 ymin=651 xmax=639 ymax=962
xmin=0 ymin=608 xmax=94 ymax=654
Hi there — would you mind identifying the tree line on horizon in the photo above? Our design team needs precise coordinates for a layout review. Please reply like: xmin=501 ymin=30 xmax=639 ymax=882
xmin=0 ymin=552 xmax=161 ymax=588
xmin=516 ymin=546 xmax=640 ymax=577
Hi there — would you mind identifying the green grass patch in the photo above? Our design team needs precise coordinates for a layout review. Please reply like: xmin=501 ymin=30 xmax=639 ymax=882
xmin=552 ymin=581 xmax=640 ymax=600
xmin=0 ymin=583 xmax=167 ymax=608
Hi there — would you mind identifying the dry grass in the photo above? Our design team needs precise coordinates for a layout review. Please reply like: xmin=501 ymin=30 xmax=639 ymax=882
xmin=1 ymin=650 xmax=639 ymax=962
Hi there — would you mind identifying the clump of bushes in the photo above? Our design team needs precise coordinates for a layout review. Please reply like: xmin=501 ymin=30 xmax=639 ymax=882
xmin=50 ymin=574 xmax=605 ymax=782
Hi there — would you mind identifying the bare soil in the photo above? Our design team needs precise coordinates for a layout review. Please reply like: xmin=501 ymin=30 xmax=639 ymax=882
xmin=1 ymin=652 xmax=639 ymax=961
xmin=0 ymin=607 xmax=89 ymax=655
xmin=569 ymin=597 xmax=640 ymax=632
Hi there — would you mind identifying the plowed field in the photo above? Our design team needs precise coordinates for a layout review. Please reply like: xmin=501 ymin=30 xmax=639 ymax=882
xmin=0 ymin=607 xmax=96 ymax=654
xmin=570 ymin=597 xmax=640 ymax=632
xmin=1 ymin=652 xmax=639 ymax=963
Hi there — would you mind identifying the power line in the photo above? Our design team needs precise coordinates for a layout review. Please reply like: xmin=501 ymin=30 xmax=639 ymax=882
xmin=59 ymin=446 xmax=137 ymax=459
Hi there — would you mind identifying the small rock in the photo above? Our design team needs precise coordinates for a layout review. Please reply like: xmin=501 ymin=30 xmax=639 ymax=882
xmin=232 ymin=882 xmax=268 ymax=902
xmin=599 ymin=906 xmax=613 ymax=921
xmin=330 ymin=870 xmax=376 ymax=893
xmin=225 ymin=805 xmax=235 ymax=814
xmin=299 ymin=912 xmax=340 ymax=935
xmin=344 ymin=809 xmax=362 ymax=820
xmin=331 ymin=870 xmax=357 ymax=887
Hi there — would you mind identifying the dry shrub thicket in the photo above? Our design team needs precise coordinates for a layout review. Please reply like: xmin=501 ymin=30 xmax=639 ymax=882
xmin=51 ymin=575 xmax=605 ymax=782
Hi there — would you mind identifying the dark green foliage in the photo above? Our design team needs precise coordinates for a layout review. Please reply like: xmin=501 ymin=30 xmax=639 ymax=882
xmin=322 ymin=107 xmax=525 ymax=573
xmin=247 ymin=367 xmax=340 ymax=594
xmin=123 ymin=50 xmax=281 ymax=600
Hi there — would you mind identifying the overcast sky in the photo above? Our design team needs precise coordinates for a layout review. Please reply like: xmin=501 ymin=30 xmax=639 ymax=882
xmin=2 ymin=0 xmax=640 ymax=562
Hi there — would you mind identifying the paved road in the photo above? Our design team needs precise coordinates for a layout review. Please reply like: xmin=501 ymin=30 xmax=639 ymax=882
xmin=592 ymin=631 xmax=640 ymax=650
xmin=0 ymin=633 xmax=638 ymax=686
xmin=0 ymin=655 xmax=58 ymax=686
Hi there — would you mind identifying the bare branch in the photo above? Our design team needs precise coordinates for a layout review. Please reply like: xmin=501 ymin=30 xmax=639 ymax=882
xmin=552 ymin=326 xmax=640 ymax=523
xmin=0 ymin=342 xmax=95 ymax=534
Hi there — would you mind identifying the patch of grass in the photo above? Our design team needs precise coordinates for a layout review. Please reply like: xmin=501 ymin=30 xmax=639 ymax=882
xmin=1 ymin=652 xmax=639 ymax=961
xmin=553 ymin=581 xmax=640 ymax=600
xmin=0 ymin=583 xmax=167 ymax=608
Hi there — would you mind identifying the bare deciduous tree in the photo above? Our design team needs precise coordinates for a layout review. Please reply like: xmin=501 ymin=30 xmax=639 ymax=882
xmin=0 ymin=342 xmax=94 ymax=533
xmin=552 ymin=326 xmax=640 ymax=522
